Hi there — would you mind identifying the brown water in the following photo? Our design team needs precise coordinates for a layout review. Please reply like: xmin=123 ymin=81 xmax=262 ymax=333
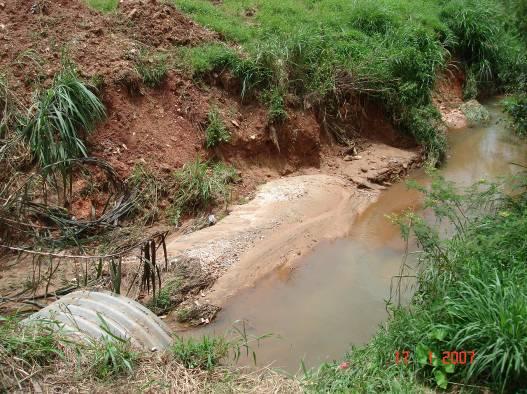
xmin=188 ymin=101 xmax=527 ymax=373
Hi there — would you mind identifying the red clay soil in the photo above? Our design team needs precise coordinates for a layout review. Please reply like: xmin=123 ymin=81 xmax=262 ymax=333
xmin=0 ymin=0 xmax=415 ymax=186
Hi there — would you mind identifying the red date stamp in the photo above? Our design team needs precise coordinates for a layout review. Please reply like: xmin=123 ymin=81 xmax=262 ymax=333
xmin=395 ymin=350 xmax=476 ymax=365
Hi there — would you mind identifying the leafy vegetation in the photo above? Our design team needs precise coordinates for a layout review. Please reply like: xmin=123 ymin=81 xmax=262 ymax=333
xmin=0 ymin=316 xmax=64 ymax=367
xmin=172 ymin=336 xmax=229 ymax=370
xmin=503 ymin=94 xmax=527 ymax=136
xmin=85 ymin=0 xmax=119 ymax=13
xmin=147 ymin=279 xmax=180 ymax=314
xmin=171 ymin=159 xmax=238 ymax=222
xmin=309 ymin=174 xmax=527 ymax=392
xmin=20 ymin=62 xmax=105 ymax=173
xmin=88 ymin=320 xmax=137 ymax=379
xmin=205 ymin=107 xmax=231 ymax=148
xmin=173 ymin=0 xmax=527 ymax=163
xmin=134 ymin=51 xmax=169 ymax=88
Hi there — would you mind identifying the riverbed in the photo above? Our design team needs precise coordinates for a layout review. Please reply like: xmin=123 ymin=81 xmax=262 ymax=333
xmin=184 ymin=101 xmax=527 ymax=373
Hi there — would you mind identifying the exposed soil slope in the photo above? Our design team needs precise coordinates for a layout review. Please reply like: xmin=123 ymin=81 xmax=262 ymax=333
xmin=0 ymin=0 xmax=458 ymax=322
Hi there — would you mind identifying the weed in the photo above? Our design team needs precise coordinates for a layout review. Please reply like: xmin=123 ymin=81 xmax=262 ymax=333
xmin=87 ymin=315 xmax=138 ymax=379
xmin=176 ymin=308 xmax=190 ymax=322
xmin=263 ymin=88 xmax=288 ymax=124
xmin=128 ymin=164 xmax=165 ymax=225
xmin=178 ymin=43 xmax=237 ymax=77
xmin=171 ymin=159 xmax=238 ymax=218
xmin=463 ymin=68 xmax=478 ymax=100
xmin=0 ymin=316 xmax=64 ymax=365
xmin=402 ymin=105 xmax=447 ymax=165
xmin=20 ymin=62 xmax=105 ymax=174
xmin=147 ymin=279 xmax=180 ymax=314
xmin=460 ymin=99 xmax=491 ymax=126
xmin=135 ymin=51 xmax=168 ymax=88
xmin=205 ymin=107 xmax=230 ymax=148
xmin=171 ymin=336 xmax=229 ymax=370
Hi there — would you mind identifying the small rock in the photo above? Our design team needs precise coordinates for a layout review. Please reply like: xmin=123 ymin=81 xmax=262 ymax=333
xmin=150 ymin=347 xmax=158 ymax=352
xmin=343 ymin=155 xmax=354 ymax=161
xmin=361 ymin=167 xmax=368 ymax=173
xmin=355 ymin=155 xmax=362 ymax=160
xmin=403 ymin=163 xmax=408 ymax=169
xmin=231 ymin=119 xmax=240 ymax=128
xmin=208 ymin=214 xmax=217 ymax=226
xmin=249 ymin=134 xmax=257 ymax=140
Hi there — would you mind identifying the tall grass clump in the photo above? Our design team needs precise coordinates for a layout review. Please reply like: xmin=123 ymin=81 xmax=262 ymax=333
xmin=171 ymin=336 xmax=229 ymax=370
xmin=135 ymin=51 xmax=169 ymax=88
xmin=87 ymin=319 xmax=137 ymax=379
xmin=170 ymin=159 xmax=238 ymax=222
xmin=309 ymin=174 xmax=527 ymax=392
xmin=178 ymin=43 xmax=237 ymax=77
xmin=205 ymin=107 xmax=230 ymax=148
xmin=20 ymin=63 xmax=105 ymax=173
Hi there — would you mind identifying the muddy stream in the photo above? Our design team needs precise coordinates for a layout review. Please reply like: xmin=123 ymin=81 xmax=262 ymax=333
xmin=184 ymin=101 xmax=527 ymax=373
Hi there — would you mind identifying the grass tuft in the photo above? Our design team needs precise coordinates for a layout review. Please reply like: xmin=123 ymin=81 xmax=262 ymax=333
xmin=20 ymin=62 xmax=105 ymax=173
xmin=134 ymin=51 xmax=169 ymax=88
xmin=205 ymin=107 xmax=231 ymax=148
xmin=85 ymin=0 xmax=119 ymax=13
xmin=171 ymin=159 xmax=238 ymax=221
xmin=172 ymin=336 xmax=229 ymax=370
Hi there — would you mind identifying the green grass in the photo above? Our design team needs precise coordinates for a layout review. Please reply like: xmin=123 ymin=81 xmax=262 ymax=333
xmin=171 ymin=159 xmax=238 ymax=220
xmin=0 ymin=316 xmax=64 ymax=366
xmin=147 ymin=279 xmax=181 ymax=314
xmin=309 ymin=174 xmax=527 ymax=392
xmin=205 ymin=107 xmax=231 ymax=148
xmin=85 ymin=0 xmax=119 ymax=12
xmin=20 ymin=62 xmax=105 ymax=173
xmin=88 ymin=334 xmax=137 ymax=379
xmin=172 ymin=336 xmax=229 ymax=370
xmin=173 ymin=0 xmax=527 ymax=163
xmin=134 ymin=51 xmax=169 ymax=88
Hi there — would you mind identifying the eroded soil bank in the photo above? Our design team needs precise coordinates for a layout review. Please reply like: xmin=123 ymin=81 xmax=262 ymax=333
xmin=163 ymin=143 xmax=419 ymax=317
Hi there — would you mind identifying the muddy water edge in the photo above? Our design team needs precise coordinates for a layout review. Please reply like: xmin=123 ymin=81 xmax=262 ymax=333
xmin=183 ymin=101 xmax=527 ymax=373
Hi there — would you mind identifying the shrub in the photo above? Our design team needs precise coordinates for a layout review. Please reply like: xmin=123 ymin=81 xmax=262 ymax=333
xmin=204 ymin=107 xmax=230 ymax=148
xmin=20 ymin=64 xmax=105 ymax=173
xmin=172 ymin=159 xmax=238 ymax=217
xmin=503 ymin=94 xmax=527 ymax=136
xmin=171 ymin=336 xmax=228 ymax=370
